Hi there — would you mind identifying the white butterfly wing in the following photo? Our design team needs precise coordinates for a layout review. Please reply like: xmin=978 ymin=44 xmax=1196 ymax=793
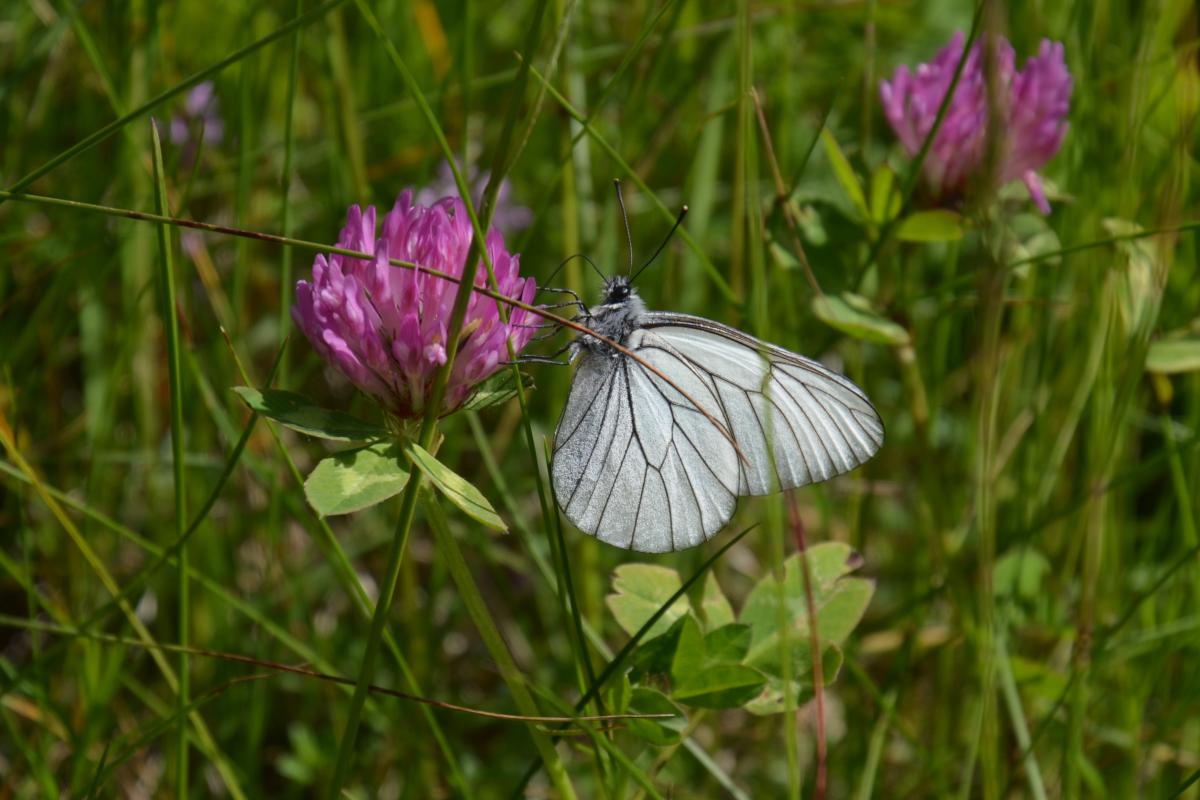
xmin=641 ymin=312 xmax=885 ymax=496
xmin=552 ymin=313 xmax=883 ymax=553
xmin=552 ymin=344 xmax=739 ymax=553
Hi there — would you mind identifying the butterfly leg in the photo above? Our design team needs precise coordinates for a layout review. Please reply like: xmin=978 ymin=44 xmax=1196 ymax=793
xmin=537 ymin=286 xmax=588 ymax=315
xmin=506 ymin=340 xmax=573 ymax=367
xmin=511 ymin=355 xmax=571 ymax=366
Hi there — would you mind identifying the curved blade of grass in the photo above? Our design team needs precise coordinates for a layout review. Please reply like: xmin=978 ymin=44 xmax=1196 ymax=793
xmin=0 ymin=0 xmax=344 ymax=204
xmin=423 ymin=490 xmax=577 ymax=796
xmin=523 ymin=61 xmax=737 ymax=303
xmin=0 ymin=410 xmax=247 ymax=800
xmin=328 ymin=3 xmax=579 ymax=796
xmin=221 ymin=332 xmax=475 ymax=799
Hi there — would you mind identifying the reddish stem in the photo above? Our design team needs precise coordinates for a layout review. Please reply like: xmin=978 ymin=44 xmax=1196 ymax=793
xmin=788 ymin=495 xmax=826 ymax=800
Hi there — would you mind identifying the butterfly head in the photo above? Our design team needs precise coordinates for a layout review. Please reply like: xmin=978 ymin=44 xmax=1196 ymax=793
xmin=601 ymin=276 xmax=636 ymax=306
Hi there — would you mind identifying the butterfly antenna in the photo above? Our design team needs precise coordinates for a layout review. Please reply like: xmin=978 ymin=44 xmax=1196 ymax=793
xmin=614 ymin=179 xmax=634 ymax=277
xmin=631 ymin=205 xmax=688 ymax=282
xmin=545 ymin=253 xmax=606 ymax=286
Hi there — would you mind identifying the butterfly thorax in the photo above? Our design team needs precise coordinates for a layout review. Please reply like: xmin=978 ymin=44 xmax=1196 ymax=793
xmin=572 ymin=278 xmax=647 ymax=358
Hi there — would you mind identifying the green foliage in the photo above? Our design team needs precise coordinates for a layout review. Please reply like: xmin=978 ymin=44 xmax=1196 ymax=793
xmin=894 ymin=209 xmax=964 ymax=242
xmin=461 ymin=370 xmax=528 ymax=412
xmin=821 ymin=128 xmax=870 ymax=221
xmin=606 ymin=563 xmax=691 ymax=640
xmin=303 ymin=443 xmax=409 ymax=516
xmin=407 ymin=443 xmax=507 ymax=531
xmin=608 ymin=543 xmax=873 ymax=717
xmin=3 ymin=1 xmax=1199 ymax=797
xmin=1146 ymin=338 xmax=1200 ymax=374
xmin=812 ymin=292 xmax=911 ymax=346
xmin=232 ymin=387 xmax=389 ymax=441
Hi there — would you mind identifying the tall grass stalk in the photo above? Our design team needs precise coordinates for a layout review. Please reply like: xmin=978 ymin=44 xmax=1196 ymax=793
xmin=150 ymin=122 xmax=191 ymax=800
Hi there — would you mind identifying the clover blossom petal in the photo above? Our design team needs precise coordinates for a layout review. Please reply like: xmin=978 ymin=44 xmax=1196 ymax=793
xmin=880 ymin=32 xmax=1072 ymax=213
xmin=293 ymin=190 xmax=539 ymax=418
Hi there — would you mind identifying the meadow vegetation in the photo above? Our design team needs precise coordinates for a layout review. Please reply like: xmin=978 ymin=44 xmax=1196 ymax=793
xmin=1 ymin=0 xmax=1198 ymax=797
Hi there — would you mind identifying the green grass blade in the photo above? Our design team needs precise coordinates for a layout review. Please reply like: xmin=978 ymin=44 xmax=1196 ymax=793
xmin=0 ymin=0 xmax=344 ymax=203
xmin=150 ymin=119 xmax=191 ymax=800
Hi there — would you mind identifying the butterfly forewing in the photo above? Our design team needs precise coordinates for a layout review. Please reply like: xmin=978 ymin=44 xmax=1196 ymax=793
xmin=552 ymin=310 xmax=883 ymax=553
xmin=642 ymin=313 xmax=884 ymax=493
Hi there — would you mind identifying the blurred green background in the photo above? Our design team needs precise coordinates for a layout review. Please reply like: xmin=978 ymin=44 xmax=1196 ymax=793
xmin=2 ymin=0 xmax=1199 ymax=797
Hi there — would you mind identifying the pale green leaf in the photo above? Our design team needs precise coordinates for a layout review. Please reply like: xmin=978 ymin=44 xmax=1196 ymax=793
xmin=820 ymin=128 xmax=869 ymax=220
xmin=740 ymin=543 xmax=873 ymax=677
xmin=869 ymin=164 xmax=900 ymax=224
xmin=1146 ymin=338 xmax=1200 ymax=374
xmin=895 ymin=209 xmax=964 ymax=242
xmin=606 ymin=564 xmax=689 ymax=640
xmin=699 ymin=573 xmax=735 ymax=630
xmin=406 ymin=444 xmax=506 ymax=531
xmin=812 ymin=292 xmax=910 ymax=346
xmin=304 ymin=443 xmax=409 ymax=516
xmin=993 ymin=549 xmax=1051 ymax=600
xmin=232 ymin=387 xmax=388 ymax=441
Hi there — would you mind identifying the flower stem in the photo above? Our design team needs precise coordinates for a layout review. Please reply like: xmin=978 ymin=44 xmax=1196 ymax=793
xmin=424 ymin=491 xmax=578 ymax=800
xmin=325 ymin=472 xmax=425 ymax=796
xmin=326 ymin=1 xmax=553 ymax=791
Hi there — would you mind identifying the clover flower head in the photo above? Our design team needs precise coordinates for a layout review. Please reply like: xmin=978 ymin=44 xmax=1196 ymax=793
xmin=292 ymin=190 xmax=539 ymax=418
xmin=880 ymin=32 xmax=1072 ymax=213
xmin=415 ymin=160 xmax=534 ymax=235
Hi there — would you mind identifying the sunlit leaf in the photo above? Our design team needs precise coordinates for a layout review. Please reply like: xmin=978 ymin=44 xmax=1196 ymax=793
xmin=812 ymin=292 xmax=910 ymax=346
xmin=1104 ymin=217 xmax=1164 ymax=342
xmin=407 ymin=443 xmax=506 ymax=531
xmin=606 ymin=564 xmax=689 ymax=640
xmin=704 ymin=623 xmax=752 ymax=664
xmin=820 ymin=128 xmax=869 ymax=220
xmin=699 ymin=574 xmax=735 ymax=630
xmin=304 ymin=443 xmax=409 ymax=516
xmin=232 ymin=387 xmax=388 ymax=441
xmin=895 ymin=209 xmax=964 ymax=242
xmin=740 ymin=543 xmax=873 ymax=678
xmin=1146 ymin=338 xmax=1200 ymax=374
xmin=869 ymin=164 xmax=901 ymax=224
xmin=1003 ymin=212 xmax=1062 ymax=269
xmin=993 ymin=548 xmax=1050 ymax=600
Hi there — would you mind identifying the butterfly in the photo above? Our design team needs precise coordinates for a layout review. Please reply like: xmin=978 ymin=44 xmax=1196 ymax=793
xmin=547 ymin=185 xmax=884 ymax=553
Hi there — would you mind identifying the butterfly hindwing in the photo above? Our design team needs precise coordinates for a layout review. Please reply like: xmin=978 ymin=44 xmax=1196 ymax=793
xmin=552 ymin=334 xmax=740 ymax=553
